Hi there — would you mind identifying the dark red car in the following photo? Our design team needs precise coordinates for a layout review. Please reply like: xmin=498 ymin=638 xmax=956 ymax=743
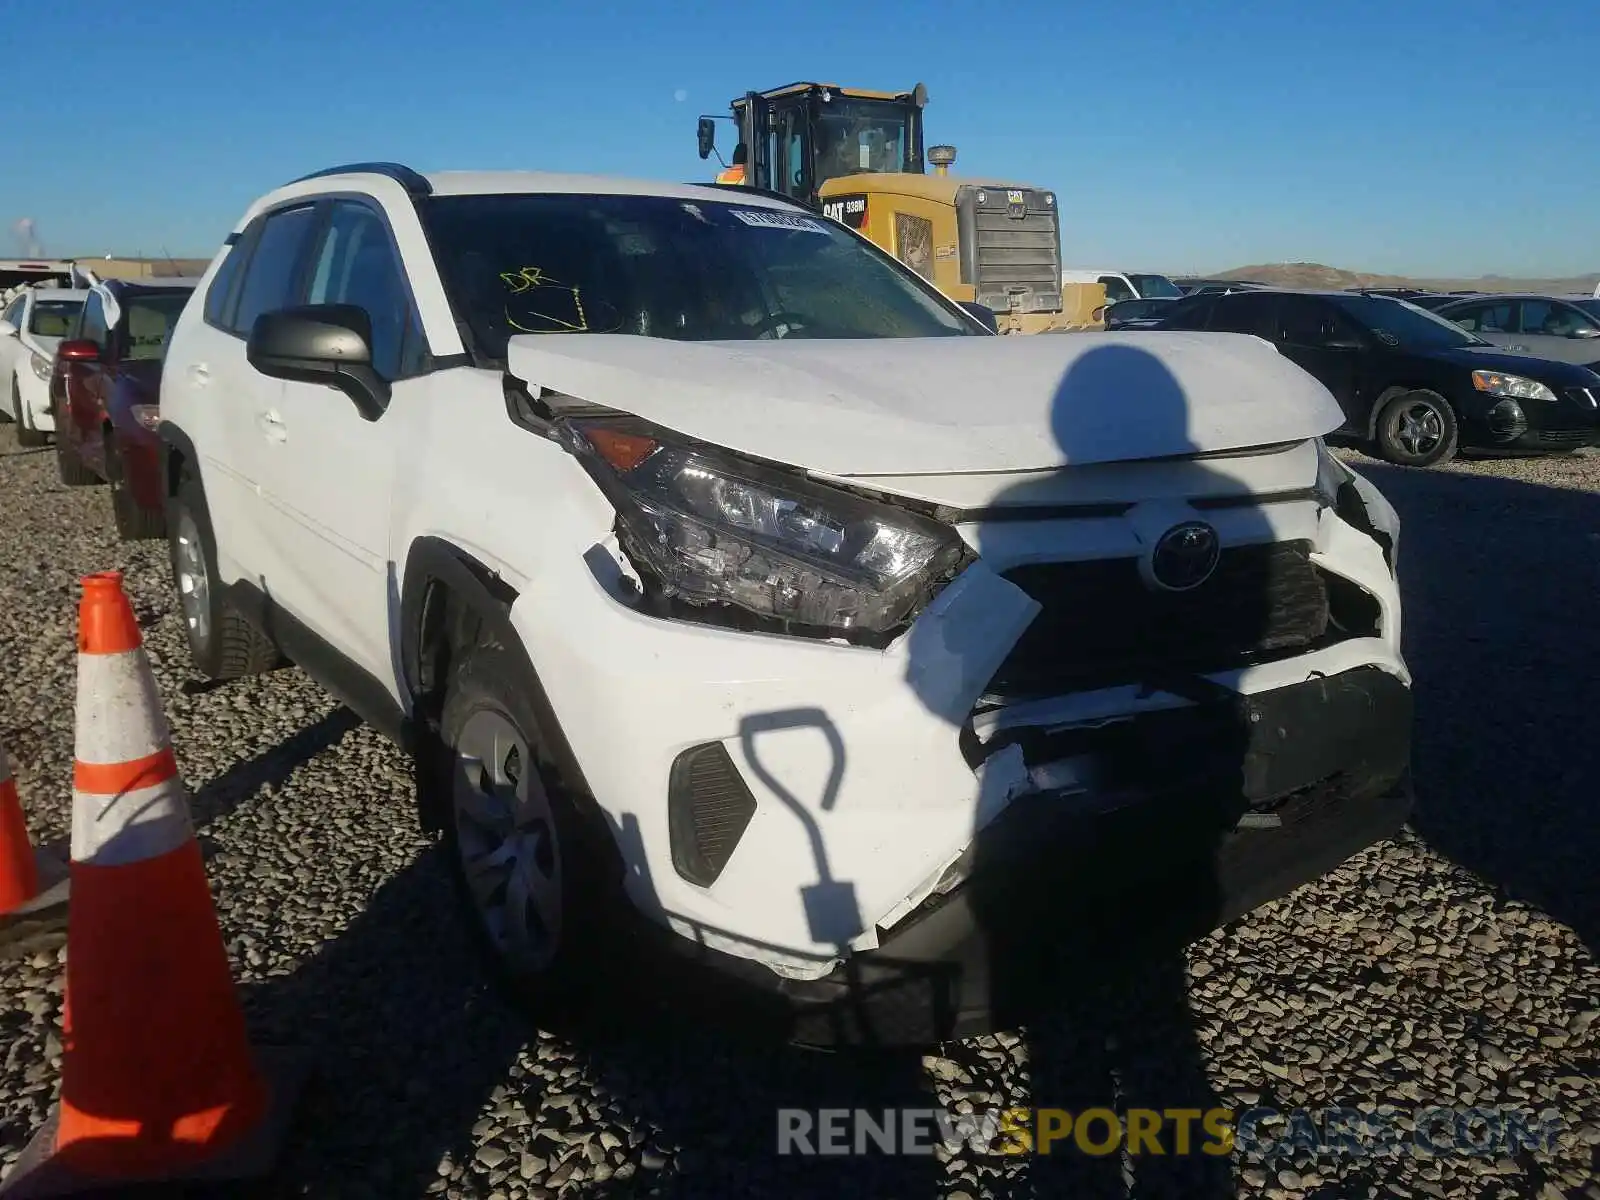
xmin=52 ymin=277 xmax=200 ymax=539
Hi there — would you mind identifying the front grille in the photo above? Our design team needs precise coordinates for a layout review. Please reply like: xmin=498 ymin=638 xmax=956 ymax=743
xmin=956 ymin=185 xmax=1061 ymax=314
xmin=987 ymin=540 xmax=1332 ymax=697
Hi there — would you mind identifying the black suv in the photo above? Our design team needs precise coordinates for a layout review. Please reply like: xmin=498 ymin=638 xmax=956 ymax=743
xmin=1154 ymin=288 xmax=1600 ymax=467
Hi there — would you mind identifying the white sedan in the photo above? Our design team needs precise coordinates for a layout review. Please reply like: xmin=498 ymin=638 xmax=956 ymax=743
xmin=0 ymin=286 xmax=87 ymax=445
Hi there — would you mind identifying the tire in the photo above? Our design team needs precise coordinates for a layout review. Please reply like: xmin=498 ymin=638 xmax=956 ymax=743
xmin=106 ymin=431 xmax=165 ymax=540
xmin=432 ymin=643 xmax=613 ymax=1014
xmin=13 ymin=380 xmax=46 ymax=448
xmin=1373 ymin=388 xmax=1459 ymax=468
xmin=55 ymin=425 xmax=100 ymax=485
xmin=166 ymin=466 xmax=280 ymax=679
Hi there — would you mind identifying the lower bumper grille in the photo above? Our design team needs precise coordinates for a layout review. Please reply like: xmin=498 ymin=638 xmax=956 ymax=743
xmin=1533 ymin=427 xmax=1597 ymax=446
xmin=988 ymin=540 xmax=1335 ymax=697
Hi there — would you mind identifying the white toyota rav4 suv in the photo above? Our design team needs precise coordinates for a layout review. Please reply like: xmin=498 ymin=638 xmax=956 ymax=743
xmin=158 ymin=163 xmax=1412 ymax=1043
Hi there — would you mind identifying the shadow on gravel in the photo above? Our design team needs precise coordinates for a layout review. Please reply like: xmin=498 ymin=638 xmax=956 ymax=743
xmin=1355 ymin=458 xmax=1600 ymax=958
xmin=243 ymin=844 xmax=531 ymax=1200
xmin=188 ymin=707 xmax=363 ymax=830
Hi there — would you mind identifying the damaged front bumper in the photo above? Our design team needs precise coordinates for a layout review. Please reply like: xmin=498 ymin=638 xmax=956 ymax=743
xmin=637 ymin=665 xmax=1414 ymax=1046
xmin=507 ymin=447 xmax=1411 ymax=1041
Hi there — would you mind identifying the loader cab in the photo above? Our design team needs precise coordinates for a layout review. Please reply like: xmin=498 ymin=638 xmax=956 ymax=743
xmin=699 ymin=82 xmax=928 ymax=210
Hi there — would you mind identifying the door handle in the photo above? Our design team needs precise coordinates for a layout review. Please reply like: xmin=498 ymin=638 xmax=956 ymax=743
xmin=257 ymin=410 xmax=287 ymax=443
xmin=187 ymin=363 xmax=210 ymax=386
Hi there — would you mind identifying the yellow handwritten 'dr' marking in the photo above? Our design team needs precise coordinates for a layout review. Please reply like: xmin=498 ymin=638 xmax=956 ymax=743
xmin=500 ymin=266 xmax=590 ymax=333
xmin=501 ymin=266 xmax=555 ymax=294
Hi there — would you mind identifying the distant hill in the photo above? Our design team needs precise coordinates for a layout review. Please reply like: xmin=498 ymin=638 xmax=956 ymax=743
xmin=1215 ymin=262 xmax=1600 ymax=296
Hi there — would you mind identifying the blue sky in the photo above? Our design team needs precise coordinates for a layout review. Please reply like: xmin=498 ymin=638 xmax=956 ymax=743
xmin=4 ymin=0 xmax=1593 ymax=277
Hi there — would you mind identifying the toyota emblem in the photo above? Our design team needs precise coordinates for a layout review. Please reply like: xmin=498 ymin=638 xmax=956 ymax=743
xmin=1148 ymin=521 xmax=1221 ymax=591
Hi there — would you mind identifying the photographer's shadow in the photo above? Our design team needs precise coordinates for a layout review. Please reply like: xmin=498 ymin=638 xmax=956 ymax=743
xmin=896 ymin=341 xmax=1295 ymax=1196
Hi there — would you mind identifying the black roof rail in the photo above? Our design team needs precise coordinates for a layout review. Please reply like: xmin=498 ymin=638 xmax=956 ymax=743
xmin=286 ymin=162 xmax=432 ymax=195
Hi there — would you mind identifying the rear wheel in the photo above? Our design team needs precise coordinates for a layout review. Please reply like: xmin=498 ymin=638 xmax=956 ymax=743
xmin=106 ymin=431 xmax=165 ymax=540
xmin=13 ymin=380 xmax=46 ymax=448
xmin=1374 ymin=388 xmax=1458 ymax=467
xmin=167 ymin=467 xmax=280 ymax=679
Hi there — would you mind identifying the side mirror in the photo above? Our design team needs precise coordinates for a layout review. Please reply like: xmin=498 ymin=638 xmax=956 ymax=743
xmin=57 ymin=339 xmax=102 ymax=362
xmin=1571 ymin=326 xmax=1600 ymax=339
xmin=958 ymin=301 xmax=999 ymax=334
xmin=247 ymin=304 xmax=390 ymax=420
xmin=0 ymin=319 xmax=15 ymax=338
xmin=697 ymin=117 xmax=716 ymax=161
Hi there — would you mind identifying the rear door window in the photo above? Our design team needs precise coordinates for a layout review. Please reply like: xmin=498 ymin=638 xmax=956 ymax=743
xmin=1208 ymin=291 xmax=1278 ymax=337
xmin=1448 ymin=300 xmax=1514 ymax=333
xmin=1278 ymin=295 xmax=1359 ymax=346
xmin=204 ymin=229 xmax=258 ymax=331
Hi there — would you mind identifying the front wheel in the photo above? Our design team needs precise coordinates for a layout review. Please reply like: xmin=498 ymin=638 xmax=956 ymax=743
xmin=55 ymin=424 xmax=99 ymax=486
xmin=1374 ymin=388 xmax=1459 ymax=468
xmin=433 ymin=645 xmax=612 ymax=1011
xmin=13 ymin=380 xmax=46 ymax=448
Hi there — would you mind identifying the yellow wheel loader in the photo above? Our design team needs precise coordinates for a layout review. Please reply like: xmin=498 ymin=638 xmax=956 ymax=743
xmin=696 ymin=81 xmax=1105 ymax=333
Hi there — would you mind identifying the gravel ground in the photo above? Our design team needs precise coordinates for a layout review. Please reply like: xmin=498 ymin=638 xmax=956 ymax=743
xmin=1 ymin=423 xmax=1597 ymax=1200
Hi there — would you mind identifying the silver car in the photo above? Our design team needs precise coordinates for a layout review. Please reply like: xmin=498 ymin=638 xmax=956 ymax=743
xmin=1435 ymin=293 xmax=1600 ymax=369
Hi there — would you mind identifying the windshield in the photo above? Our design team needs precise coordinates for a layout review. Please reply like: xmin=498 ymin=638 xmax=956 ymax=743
xmin=1128 ymin=274 xmax=1183 ymax=299
xmin=811 ymin=98 xmax=913 ymax=186
xmin=28 ymin=299 xmax=82 ymax=338
xmin=1329 ymin=293 xmax=1486 ymax=349
xmin=122 ymin=290 xmax=194 ymax=361
xmin=424 ymin=193 xmax=975 ymax=361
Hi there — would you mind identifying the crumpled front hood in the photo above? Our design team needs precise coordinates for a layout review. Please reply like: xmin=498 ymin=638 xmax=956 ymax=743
xmin=505 ymin=330 xmax=1345 ymax=477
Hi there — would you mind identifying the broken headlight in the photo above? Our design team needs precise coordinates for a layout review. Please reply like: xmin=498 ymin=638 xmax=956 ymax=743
xmin=1314 ymin=438 xmax=1398 ymax=573
xmin=1312 ymin=437 xmax=1354 ymax=508
xmin=562 ymin=419 xmax=966 ymax=635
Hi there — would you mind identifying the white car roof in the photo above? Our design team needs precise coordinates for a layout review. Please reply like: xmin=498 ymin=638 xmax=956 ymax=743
xmin=29 ymin=288 xmax=87 ymax=303
xmin=239 ymin=167 xmax=806 ymax=238
xmin=421 ymin=170 xmax=788 ymax=203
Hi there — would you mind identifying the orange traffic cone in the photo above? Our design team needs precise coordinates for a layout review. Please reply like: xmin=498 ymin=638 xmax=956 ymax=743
xmin=0 ymin=741 xmax=41 ymax=912
xmin=0 ymin=738 xmax=70 ymax=958
xmin=0 ymin=572 xmax=305 ymax=1199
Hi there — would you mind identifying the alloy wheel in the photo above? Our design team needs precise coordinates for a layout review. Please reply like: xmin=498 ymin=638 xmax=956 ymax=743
xmin=173 ymin=510 xmax=211 ymax=644
xmin=1395 ymin=401 xmax=1444 ymax=457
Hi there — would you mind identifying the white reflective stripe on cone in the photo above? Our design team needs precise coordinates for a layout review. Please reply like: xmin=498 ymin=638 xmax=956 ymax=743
xmin=71 ymin=775 xmax=194 ymax=866
xmin=74 ymin=647 xmax=171 ymax=767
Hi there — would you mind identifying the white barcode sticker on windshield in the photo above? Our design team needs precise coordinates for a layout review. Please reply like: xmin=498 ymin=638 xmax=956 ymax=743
xmin=730 ymin=209 xmax=832 ymax=234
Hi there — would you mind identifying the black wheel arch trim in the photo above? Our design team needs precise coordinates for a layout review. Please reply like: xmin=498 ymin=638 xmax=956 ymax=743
xmin=399 ymin=536 xmax=599 ymax=828
xmin=156 ymin=420 xmax=201 ymax=499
